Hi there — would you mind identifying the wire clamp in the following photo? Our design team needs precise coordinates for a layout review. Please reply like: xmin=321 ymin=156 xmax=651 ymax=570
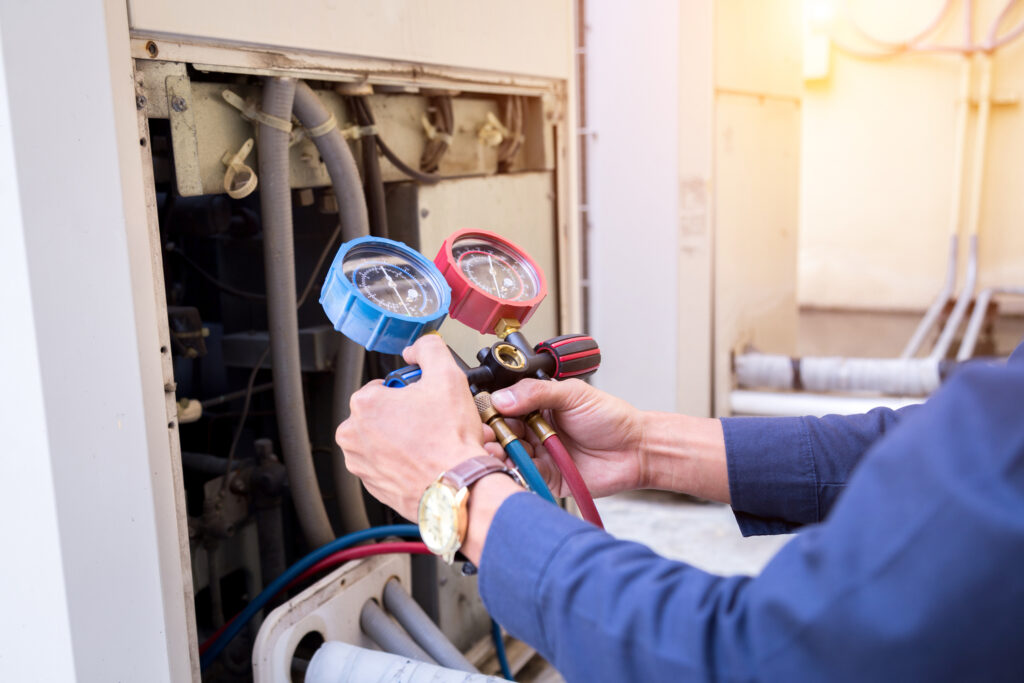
xmin=420 ymin=114 xmax=453 ymax=145
xmin=478 ymin=111 xmax=509 ymax=147
xmin=340 ymin=123 xmax=378 ymax=140
xmin=221 ymin=89 xmax=293 ymax=132
xmin=306 ymin=112 xmax=339 ymax=138
xmin=220 ymin=138 xmax=259 ymax=199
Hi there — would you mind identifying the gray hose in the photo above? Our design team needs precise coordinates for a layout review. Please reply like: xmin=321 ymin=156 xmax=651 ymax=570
xmin=258 ymin=77 xmax=335 ymax=547
xmin=382 ymin=579 xmax=478 ymax=673
xmin=292 ymin=81 xmax=371 ymax=532
xmin=360 ymin=600 xmax=436 ymax=664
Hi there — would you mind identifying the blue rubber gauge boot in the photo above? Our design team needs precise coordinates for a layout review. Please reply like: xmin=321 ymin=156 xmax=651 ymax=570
xmin=320 ymin=236 xmax=451 ymax=354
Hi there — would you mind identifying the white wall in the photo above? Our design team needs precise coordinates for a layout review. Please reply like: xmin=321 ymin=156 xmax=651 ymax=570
xmin=800 ymin=0 xmax=1024 ymax=311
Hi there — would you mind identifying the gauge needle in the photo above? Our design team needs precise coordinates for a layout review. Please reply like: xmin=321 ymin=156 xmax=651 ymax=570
xmin=381 ymin=266 xmax=413 ymax=316
xmin=488 ymin=254 xmax=502 ymax=295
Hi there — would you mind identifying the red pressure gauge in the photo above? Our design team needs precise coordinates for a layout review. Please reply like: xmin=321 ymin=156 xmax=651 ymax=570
xmin=434 ymin=229 xmax=547 ymax=334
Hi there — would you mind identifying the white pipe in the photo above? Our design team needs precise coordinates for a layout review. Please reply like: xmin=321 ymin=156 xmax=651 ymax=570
xmin=902 ymin=57 xmax=971 ymax=359
xmin=306 ymin=641 xmax=503 ymax=683
xmin=730 ymin=391 xmax=923 ymax=418
xmin=931 ymin=54 xmax=992 ymax=361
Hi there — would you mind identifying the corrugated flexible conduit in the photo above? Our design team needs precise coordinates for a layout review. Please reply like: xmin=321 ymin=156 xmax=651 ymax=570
xmin=306 ymin=641 xmax=503 ymax=683
xmin=259 ymin=77 xmax=335 ymax=547
xmin=382 ymin=579 xmax=479 ymax=673
xmin=292 ymin=81 xmax=372 ymax=533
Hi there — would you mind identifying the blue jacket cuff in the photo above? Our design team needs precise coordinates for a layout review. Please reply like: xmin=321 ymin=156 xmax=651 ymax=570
xmin=721 ymin=416 xmax=818 ymax=536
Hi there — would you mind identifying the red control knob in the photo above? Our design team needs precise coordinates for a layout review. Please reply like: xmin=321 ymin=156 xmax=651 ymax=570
xmin=535 ymin=334 xmax=601 ymax=380
xmin=434 ymin=229 xmax=547 ymax=334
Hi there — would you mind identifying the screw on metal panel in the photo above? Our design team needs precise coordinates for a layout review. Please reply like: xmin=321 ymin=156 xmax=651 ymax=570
xmin=145 ymin=41 xmax=158 ymax=57
xmin=420 ymin=208 xmax=430 ymax=218
xmin=171 ymin=96 xmax=188 ymax=113
xmin=136 ymin=94 xmax=147 ymax=110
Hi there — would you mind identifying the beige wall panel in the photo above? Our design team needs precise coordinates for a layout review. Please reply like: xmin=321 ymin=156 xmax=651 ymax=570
xmin=800 ymin=0 xmax=1024 ymax=310
xmin=715 ymin=93 xmax=801 ymax=413
xmin=715 ymin=0 xmax=804 ymax=98
xmin=128 ymin=0 xmax=572 ymax=79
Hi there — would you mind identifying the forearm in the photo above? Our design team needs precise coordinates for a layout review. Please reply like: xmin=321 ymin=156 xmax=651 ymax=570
xmin=637 ymin=412 xmax=730 ymax=503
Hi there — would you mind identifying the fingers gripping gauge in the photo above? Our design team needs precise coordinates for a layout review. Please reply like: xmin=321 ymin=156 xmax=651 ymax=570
xmin=434 ymin=229 xmax=547 ymax=334
xmin=320 ymin=236 xmax=451 ymax=354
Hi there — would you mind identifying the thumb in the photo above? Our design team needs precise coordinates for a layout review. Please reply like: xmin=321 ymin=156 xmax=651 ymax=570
xmin=491 ymin=378 xmax=588 ymax=416
xmin=402 ymin=333 xmax=463 ymax=384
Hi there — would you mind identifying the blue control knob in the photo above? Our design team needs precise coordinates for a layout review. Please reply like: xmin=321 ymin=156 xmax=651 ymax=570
xmin=320 ymin=236 xmax=451 ymax=354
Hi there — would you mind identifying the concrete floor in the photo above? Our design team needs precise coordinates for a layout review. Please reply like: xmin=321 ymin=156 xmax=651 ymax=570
xmin=595 ymin=491 xmax=791 ymax=576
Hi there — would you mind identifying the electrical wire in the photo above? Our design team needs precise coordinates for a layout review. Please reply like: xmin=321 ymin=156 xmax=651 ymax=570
xmin=491 ymin=619 xmax=514 ymax=681
xmin=199 ymin=524 xmax=420 ymax=670
xmin=217 ymin=220 xmax=342 ymax=488
xmin=220 ymin=345 xmax=270 ymax=492
xmin=544 ymin=434 xmax=603 ymax=529
xmin=165 ymin=243 xmax=266 ymax=301
xmin=503 ymin=438 xmax=557 ymax=504
xmin=846 ymin=0 xmax=954 ymax=50
xmin=352 ymin=97 xmax=478 ymax=184
xmin=420 ymin=96 xmax=453 ymax=173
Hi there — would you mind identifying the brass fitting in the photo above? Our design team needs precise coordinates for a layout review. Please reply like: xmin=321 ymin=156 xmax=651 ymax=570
xmin=473 ymin=391 xmax=500 ymax=423
xmin=526 ymin=411 xmax=556 ymax=443
xmin=493 ymin=318 xmax=521 ymax=339
xmin=474 ymin=391 xmax=517 ymax=447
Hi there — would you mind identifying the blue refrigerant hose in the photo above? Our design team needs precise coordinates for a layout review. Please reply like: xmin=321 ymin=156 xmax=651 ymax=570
xmin=200 ymin=524 xmax=421 ymax=670
xmin=492 ymin=618 xmax=514 ymax=680
xmin=503 ymin=438 xmax=557 ymax=504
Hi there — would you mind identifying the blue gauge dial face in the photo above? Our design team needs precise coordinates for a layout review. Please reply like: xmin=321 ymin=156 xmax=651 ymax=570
xmin=341 ymin=244 xmax=442 ymax=318
xmin=451 ymin=236 xmax=539 ymax=302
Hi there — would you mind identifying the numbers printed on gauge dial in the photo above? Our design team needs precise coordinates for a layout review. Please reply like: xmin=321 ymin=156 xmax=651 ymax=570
xmin=451 ymin=239 xmax=539 ymax=302
xmin=340 ymin=241 xmax=443 ymax=319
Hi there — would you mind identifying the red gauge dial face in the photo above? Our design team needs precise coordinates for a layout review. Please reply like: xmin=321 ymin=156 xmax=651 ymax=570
xmin=451 ymin=237 xmax=540 ymax=302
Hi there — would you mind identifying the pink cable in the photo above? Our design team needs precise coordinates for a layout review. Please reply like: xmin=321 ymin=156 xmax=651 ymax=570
xmin=544 ymin=433 xmax=603 ymax=529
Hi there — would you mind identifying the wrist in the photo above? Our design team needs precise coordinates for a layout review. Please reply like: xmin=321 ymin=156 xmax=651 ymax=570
xmin=460 ymin=473 xmax=522 ymax=565
xmin=638 ymin=412 xmax=730 ymax=502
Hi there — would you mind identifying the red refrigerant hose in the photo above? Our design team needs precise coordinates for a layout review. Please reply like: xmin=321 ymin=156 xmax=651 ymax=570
xmin=543 ymin=432 xmax=604 ymax=529
xmin=198 ymin=541 xmax=430 ymax=655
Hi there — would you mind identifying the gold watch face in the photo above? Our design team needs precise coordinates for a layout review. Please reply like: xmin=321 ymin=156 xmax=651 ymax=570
xmin=418 ymin=482 xmax=460 ymax=557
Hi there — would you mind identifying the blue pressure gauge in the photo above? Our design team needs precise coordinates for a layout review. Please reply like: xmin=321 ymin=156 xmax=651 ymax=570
xmin=320 ymin=236 xmax=451 ymax=354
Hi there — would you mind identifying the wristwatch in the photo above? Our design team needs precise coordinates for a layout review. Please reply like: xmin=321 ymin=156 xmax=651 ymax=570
xmin=418 ymin=455 xmax=524 ymax=564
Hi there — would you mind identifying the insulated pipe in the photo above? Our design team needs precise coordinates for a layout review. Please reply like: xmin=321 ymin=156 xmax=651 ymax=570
xmin=730 ymin=390 xmax=924 ymax=418
xmin=931 ymin=54 xmax=993 ymax=361
xmin=306 ymin=641 xmax=503 ymax=683
xmin=292 ymin=81 xmax=372 ymax=533
xmin=901 ymin=58 xmax=971 ymax=359
xmin=258 ymin=77 xmax=335 ymax=547
xmin=382 ymin=580 xmax=478 ymax=673
xmin=360 ymin=600 xmax=436 ymax=664
xmin=734 ymin=353 xmax=942 ymax=396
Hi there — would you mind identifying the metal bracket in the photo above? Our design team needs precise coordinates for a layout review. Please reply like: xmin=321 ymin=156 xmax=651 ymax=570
xmin=166 ymin=75 xmax=204 ymax=197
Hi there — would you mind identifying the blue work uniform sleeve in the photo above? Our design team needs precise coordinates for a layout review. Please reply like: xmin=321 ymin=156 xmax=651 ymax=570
xmin=721 ymin=405 xmax=918 ymax=536
xmin=479 ymin=363 xmax=1024 ymax=682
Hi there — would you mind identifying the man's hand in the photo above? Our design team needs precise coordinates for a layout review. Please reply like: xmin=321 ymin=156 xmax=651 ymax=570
xmin=489 ymin=379 xmax=645 ymax=498
xmin=336 ymin=335 xmax=488 ymax=521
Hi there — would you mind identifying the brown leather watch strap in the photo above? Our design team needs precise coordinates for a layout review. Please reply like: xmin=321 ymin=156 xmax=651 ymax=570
xmin=442 ymin=455 xmax=514 ymax=491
